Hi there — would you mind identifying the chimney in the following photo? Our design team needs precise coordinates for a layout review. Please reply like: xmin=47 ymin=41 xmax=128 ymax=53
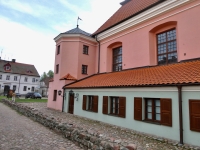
xmin=12 ymin=59 xmax=16 ymax=63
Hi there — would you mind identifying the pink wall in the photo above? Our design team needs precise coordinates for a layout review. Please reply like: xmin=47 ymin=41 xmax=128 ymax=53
xmin=99 ymin=1 xmax=200 ymax=73
xmin=47 ymin=36 xmax=97 ymax=111
xmin=48 ymin=1 xmax=200 ymax=111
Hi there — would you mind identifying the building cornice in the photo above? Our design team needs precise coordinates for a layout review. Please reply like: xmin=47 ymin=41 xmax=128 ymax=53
xmin=97 ymin=0 xmax=192 ymax=41
xmin=54 ymin=33 xmax=96 ymax=43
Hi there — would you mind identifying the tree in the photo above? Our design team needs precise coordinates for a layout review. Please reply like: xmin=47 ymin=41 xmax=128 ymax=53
xmin=40 ymin=70 xmax=54 ymax=81
xmin=47 ymin=70 xmax=54 ymax=78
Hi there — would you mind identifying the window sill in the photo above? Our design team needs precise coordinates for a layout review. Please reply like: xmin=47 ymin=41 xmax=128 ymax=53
xmin=85 ymin=110 xmax=97 ymax=113
xmin=107 ymin=113 xmax=121 ymax=118
xmin=142 ymin=120 xmax=161 ymax=125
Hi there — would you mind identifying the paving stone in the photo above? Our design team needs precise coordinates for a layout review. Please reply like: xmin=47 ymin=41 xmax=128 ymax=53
xmin=0 ymin=102 xmax=83 ymax=150
xmin=2 ymin=101 xmax=200 ymax=150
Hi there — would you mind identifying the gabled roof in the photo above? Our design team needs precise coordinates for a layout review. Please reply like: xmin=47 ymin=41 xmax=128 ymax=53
xmin=93 ymin=0 xmax=163 ymax=35
xmin=0 ymin=60 xmax=40 ymax=77
xmin=60 ymin=73 xmax=77 ymax=81
xmin=64 ymin=60 xmax=200 ymax=89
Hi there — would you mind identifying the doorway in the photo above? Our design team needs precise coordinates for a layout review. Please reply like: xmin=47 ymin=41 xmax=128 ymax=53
xmin=4 ymin=85 xmax=10 ymax=96
xmin=68 ymin=94 xmax=74 ymax=114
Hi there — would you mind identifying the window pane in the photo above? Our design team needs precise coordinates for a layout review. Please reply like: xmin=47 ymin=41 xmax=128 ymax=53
xmin=168 ymin=53 xmax=177 ymax=63
xmin=147 ymin=100 xmax=152 ymax=105
xmin=155 ymin=107 xmax=160 ymax=113
xmin=158 ymin=44 xmax=166 ymax=54
xmin=168 ymin=41 xmax=177 ymax=52
xmin=157 ymin=32 xmax=166 ymax=44
xmin=148 ymin=106 xmax=152 ymax=112
xmin=158 ymin=55 xmax=167 ymax=65
xmin=156 ymin=114 xmax=161 ymax=121
xmin=167 ymin=29 xmax=176 ymax=41
xmin=148 ymin=113 xmax=152 ymax=119
xmin=155 ymin=100 xmax=160 ymax=106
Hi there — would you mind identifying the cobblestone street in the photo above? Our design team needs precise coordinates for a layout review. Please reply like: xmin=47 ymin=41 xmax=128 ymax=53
xmin=1 ymin=101 xmax=200 ymax=150
xmin=0 ymin=102 xmax=82 ymax=150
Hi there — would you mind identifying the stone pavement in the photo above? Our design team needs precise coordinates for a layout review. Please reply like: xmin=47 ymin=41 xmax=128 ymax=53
xmin=19 ymin=102 xmax=200 ymax=150
xmin=0 ymin=103 xmax=200 ymax=150
xmin=0 ymin=102 xmax=83 ymax=150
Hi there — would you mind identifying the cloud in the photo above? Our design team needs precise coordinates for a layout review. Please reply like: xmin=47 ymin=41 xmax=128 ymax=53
xmin=0 ymin=0 xmax=53 ymax=17
xmin=0 ymin=17 xmax=55 ymax=75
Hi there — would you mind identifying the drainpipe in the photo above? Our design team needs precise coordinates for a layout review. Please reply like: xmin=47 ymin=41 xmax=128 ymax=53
xmin=18 ymin=75 xmax=21 ymax=93
xmin=95 ymin=35 xmax=100 ymax=74
xmin=62 ymin=88 xmax=65 ymax=112
xmin=177 ymin=85 xmax=183 ymax=144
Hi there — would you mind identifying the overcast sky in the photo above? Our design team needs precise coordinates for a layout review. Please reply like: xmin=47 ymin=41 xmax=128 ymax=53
xmin=0 ymin=0 xmax=122 ymax=76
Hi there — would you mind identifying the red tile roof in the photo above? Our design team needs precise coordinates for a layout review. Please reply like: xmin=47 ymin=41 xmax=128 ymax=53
xmin=64 ymin=60 xmax=200 ymax=89
xmin=60 ymin=73 xmax=77 ymax=80
xmin=93 ymin=0 xmax=161 ymax=35
xmin=49 ymin=78 xmax=54 ymax=82
xmin=0 ymin=60 xmax=40 ymax=77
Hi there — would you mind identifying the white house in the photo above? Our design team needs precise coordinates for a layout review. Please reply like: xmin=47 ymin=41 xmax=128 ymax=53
xmin=0 ymin=59 xmax=40 ymax=95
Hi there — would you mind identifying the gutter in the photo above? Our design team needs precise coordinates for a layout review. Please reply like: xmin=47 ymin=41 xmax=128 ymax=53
xmin=95 ymin=35 xmax=100 ymax=74
xmin=177 ymin=85 xmax=183 ymax=144
xmin=62 ymin=88 xmax=65 ymax=112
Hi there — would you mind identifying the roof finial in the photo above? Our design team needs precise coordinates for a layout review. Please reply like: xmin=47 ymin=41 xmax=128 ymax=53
xmin=77 ymin=16 xmax=82 ymax=28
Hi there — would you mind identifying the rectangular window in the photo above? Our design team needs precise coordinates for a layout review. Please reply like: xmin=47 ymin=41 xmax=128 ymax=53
xmin=6 ymin=75 xmax=10 ymax=80
xmin=82 ymin=65 xmax=87 ymax=74
xmin=53 ymin=90 xmax=57 ymax=101
xmin=189 ymin=100 xmax=200 ymax=132
xmin=23 ymin=86 xmax=27 ymax=91
xmin=57 ymin=45 xmax=60 ymax=55
xmin=134 ymin=97 xmax=172 ymax=126
xmin=32 ymin=78 xmax=35 ymax=82
xmin=83 ymin=45 xmax=89 ymax=55
xmin=102 ymin=96 xmax=126 ymax=118
xmin=110 ymin=97 xmax=119 ymax=115
xmin=31 ymin=87 xmax=34 ymax=92
xmin=82 ymin=95 xmax=98 ymax=112
xmin=13 ymin=85 xmax=16 ymax=91
xmin=157 ymin=29 xmax=177 ymax=65
xmin=14 ymin=76 xmax=17 ymax=81
xmin=0 ymin=75 xmax=2 ymax=80
xmin=145 ymin=98 xmax=161 ymax=122
xmin=56 ymin=64 xmax=59 ymax=74
xmin=113 ymin=47 xmax=122 ymax=72
xmin=24 ymin=77 xmax=28 ymax=82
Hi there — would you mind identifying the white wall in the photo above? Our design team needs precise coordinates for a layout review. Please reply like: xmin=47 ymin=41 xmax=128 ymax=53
xmin=64 ymin=86 xmax=200 ymax=146
xmin=0 ymin=72 xmax=40 ymax=94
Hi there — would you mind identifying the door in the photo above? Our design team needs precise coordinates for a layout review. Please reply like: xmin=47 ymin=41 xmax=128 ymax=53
xmin=68 ymin=94 xmax=74 ymax=114
xmin=4 ymin=85 xmax=10 ymax=96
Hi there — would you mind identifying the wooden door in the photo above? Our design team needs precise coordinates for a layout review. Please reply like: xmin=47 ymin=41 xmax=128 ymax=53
xmin=68 ymin=94 xmax=74 ymax=114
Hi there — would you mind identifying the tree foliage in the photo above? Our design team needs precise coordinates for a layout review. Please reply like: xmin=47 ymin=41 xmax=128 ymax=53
xmin=40 ymin=70 xmax=54 ymax=81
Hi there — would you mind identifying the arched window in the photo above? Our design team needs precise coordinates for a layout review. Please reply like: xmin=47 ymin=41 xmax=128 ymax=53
xmin=149 ymin=21 xmax=177 ymax=65
xmin=107 ymin=42 xmax=122 ymax=72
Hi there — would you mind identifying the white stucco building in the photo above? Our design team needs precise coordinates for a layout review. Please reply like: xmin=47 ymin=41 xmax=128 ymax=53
xmin=0 ymin=59 xmax=40 ymax=95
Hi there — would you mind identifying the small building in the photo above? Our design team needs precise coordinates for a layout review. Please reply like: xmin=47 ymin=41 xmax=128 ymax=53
xmin=0 ymin=59 xmax=40 ymax=95
xmin=39 ymin=77 xmax=51 ymax=97
xmin=48 ymin=0 xmax=200 ymax=146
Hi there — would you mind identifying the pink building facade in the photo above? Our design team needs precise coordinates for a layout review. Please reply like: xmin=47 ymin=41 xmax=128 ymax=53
xmin=48 ymin=0 xmax=200 ymax=146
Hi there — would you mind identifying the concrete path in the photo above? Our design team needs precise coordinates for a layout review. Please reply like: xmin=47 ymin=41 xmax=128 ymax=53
xmin=0 ymin=103 xmax=83 ymax=150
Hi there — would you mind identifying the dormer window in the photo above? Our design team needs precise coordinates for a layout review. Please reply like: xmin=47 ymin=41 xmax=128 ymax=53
xmin=4 ymin=63 xmax=11 ymax=71
xmin=27 ymin=70 xmax=33 ymax=73
xmin=6 ymin=66 xmax=10 ymax=71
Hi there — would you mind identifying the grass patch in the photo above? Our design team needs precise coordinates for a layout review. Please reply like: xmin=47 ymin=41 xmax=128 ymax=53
xmin=0 ymin=95 xmax=47 ymax=103
xmin=16 ymin=99 xmax=47 ymax=103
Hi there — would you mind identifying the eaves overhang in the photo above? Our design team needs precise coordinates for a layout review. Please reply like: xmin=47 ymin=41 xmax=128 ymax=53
xmin=54 ymin=33 xmax=96 ymax=43
xmin=95 ymin=0 xmax=194 ymax=41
